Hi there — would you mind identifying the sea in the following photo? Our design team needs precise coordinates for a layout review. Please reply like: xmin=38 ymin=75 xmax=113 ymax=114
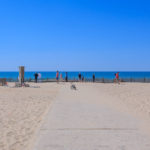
xmin=0 ymin=71 xmax=150 ymax=80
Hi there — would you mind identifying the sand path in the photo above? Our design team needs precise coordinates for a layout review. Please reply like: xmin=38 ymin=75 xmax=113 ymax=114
xmin=33 ymin=83 xmax=150 ymax=150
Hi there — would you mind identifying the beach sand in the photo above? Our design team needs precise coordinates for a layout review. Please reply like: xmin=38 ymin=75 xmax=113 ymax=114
xmin=92 ymin=83 xmax=150 ymax=132
xmin=76 ymin=82 xmax=150 ymax=132
xmin=75 ymin=82 xmax=150 ymax=133
xmin=33 ymin=82 xmax=150 ymax=150
xmin=0 ymin=83 xmax=59 ymax=150
xmin=0 ymin=82 xmax=150 ymax=150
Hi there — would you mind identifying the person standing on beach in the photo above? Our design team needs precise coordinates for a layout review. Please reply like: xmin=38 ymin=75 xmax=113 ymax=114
xmin=93 ymin=74 xmax=95 ymax=82
xmin=65 ymin=72 xmax=68 ymax=82
xmin=78 ymin=73 xmax=81 ymax=81
xmin=82 ymin=76 xmax=84 ymax=82
xmin=38 ymin=73 xmax=42 ymax=82
xmin=34 ymin=73 xmax=38 ymax=83
xmin=115 ymin=72 xmax=120 ymax=84
xmin=56 ymin=71 xmax=59 ymax=82
xmin=60 ymin=73 xmax=62 ymax=81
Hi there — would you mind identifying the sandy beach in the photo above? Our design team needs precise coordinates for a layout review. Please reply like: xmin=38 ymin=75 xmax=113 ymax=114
xmin=1 ymin=82 xmax=150 ymax=150
xmin=0 ymin=83 xmax=59 ymax=150
xmin=1 ymin=0 xmax=149 ymax=149
xmin=33 ymin=82 xmax=150 ymax=150
xmin=90 ymin=83 xmax=150 ymax=129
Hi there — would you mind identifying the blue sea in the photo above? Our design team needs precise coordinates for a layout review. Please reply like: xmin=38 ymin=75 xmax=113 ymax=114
xmin=0 ymin=71 xmax=150 ymax=80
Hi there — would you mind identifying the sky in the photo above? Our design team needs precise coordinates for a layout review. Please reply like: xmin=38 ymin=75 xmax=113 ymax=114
xmin=0 ymin=0 xmax=150 ymax=71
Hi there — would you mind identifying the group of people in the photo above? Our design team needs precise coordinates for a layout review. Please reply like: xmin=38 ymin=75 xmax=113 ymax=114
xmin=78 ymin=73 xmax=95 ymax=82
xmin=56 ymin=71 xmax=68 ymax=82
xmin=56 ymin=71 xmax=86 ymax=82
xmin=78 ymin=73 xmax=84 ymax=81
xmin=56 ymin=72 xmax=96 ymax=82
xmin=34 ymin=71 xmax=120 ymax=83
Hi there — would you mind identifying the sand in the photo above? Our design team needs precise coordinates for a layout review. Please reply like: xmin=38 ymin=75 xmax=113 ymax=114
xmin=75 ymin=82 xmax=150 ymax=132
xmin=0 ymin=83 xmax=59 ymax=150
xmin=92 ymin=83 xmax=150 ymax=131
xmin=33 ymin=82 xmax=150 ymax=150
xmin=0 ymin=82 xmax=150 ymax=150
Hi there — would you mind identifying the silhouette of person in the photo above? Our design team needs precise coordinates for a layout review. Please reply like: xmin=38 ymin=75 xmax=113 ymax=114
xmin=34 ymin=73 xmax=38 ymax=83
xmin=78 ymin=73 xmax=81 ymax=81
xmin=82 ymin=76 xmax=84 ymax=82
xmin=93 ymin=74 xmax=95 ymax=82
xmin=65 ymin=72 xmax=68 ymax=82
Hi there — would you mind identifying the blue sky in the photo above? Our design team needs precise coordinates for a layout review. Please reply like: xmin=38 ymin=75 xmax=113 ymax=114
xmin=0 ymin=0 xmax=150 ymax=71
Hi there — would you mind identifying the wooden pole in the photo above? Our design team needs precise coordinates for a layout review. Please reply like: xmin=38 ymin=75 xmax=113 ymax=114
xmin=19 ymin=66 xmax=24 ymax=85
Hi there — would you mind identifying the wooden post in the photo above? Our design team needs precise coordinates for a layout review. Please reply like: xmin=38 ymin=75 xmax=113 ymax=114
xmin=19 ymin=66 xmax=24 ymax=85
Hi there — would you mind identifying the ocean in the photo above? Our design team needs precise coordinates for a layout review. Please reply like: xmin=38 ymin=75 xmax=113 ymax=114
xmin=0 ymin=71 xmax=150 ymax=80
